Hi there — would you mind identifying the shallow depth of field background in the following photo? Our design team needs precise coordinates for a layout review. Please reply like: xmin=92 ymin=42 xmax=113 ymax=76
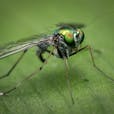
xmin=0 ymin=0 xmax=114 ymax=114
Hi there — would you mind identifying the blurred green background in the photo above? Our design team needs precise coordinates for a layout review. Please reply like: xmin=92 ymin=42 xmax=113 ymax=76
xmin=0 ymin=0 xmax=114 ymax=114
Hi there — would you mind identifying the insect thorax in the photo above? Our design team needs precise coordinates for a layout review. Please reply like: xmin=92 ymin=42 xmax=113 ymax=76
xmin=54 ymin=27 xmax=84 ymax=48
xmin=37 ymin=27 xmax=84 ymax=58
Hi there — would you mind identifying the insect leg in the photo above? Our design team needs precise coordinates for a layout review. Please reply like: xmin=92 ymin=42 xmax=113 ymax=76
xmin=55 ymin=39 xmax=74 ymax=104
xmin=0 ymin=48 xmax=54 ymax=96
xmin=36 ymin=50 xmax=46 ymax=62
xmin=36 ymin=49 xmax=54 ymax=63
xmin=64 ymin=57 xmax=75 ymax=104
xmin=70 ymin=45 xmax=114 ymax=82
xmin=87 ymin=45 xmax=114 ymax=82
xmin=0 ymin=50 xmax=27 ymax=79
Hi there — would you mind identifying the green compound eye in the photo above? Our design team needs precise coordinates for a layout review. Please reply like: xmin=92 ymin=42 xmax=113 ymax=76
xmin=59 ymin=29 xmax=74 ymax=44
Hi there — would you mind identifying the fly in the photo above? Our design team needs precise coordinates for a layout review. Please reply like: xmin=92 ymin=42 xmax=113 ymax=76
xmin=0 ymin=23 xmax=113 ymax=104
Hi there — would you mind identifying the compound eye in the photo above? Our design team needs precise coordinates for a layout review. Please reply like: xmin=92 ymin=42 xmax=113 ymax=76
xmin=74 ymin=31 xmax=80 ymax=39
xmin=74 ymin=34 xmax=77 ymax=42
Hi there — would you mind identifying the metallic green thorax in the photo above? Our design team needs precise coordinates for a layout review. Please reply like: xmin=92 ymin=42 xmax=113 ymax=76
xmin=59 ymin=29 xmax=74 ymax=44
xmin=54 ymin=27 xmax=84 ymax=47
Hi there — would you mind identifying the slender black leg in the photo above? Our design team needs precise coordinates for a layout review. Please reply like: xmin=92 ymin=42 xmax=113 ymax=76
xmin=0 ymin=50 xmax=27 ymax=79
xmin=70 ymin=45 xmax=114 ymax=82
xmin=36 ymin=50 xmax=45 ymax=62
xmin=64 ymin=57 xmax=74 ymax=104
xmin=56 ymin=45 xmax=74 ymax=104
xmin=36 ymin=49 xmax=55 ymax=63
xmin=0 ymin=48 xmax=54 ymax=96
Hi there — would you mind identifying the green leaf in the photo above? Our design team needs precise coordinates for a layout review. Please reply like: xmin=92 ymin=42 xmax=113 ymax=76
xmin=0 ymin=0 xmax=114 ymax=114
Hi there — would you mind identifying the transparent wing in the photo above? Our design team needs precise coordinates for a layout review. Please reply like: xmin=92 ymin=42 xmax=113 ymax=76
xmin=56 ymin=22 xmax=86 ymax=29
xmin=0 ymin=34 xmax=52 ymax=59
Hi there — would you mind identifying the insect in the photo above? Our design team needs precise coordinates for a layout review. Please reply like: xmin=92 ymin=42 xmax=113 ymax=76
xmin=0 ymin=23 xmax=113 ymax=104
